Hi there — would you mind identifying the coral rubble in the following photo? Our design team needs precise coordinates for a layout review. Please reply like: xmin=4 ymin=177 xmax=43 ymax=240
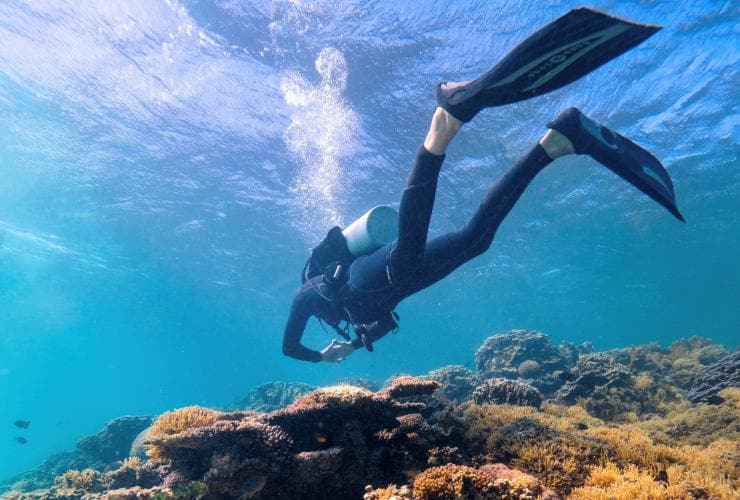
xmin=3 ymin=330 xmax=737 ymax=499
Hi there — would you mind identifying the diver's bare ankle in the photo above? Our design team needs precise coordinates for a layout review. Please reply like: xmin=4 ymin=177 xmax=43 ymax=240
xmin=424 ymin=107 xmax=462 ymax=155
xmin=539 ymin=129 xmax=575 ymax=159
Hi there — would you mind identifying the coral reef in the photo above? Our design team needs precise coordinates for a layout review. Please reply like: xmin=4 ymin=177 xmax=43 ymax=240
xmin=3 ymin=331 xmax=737 ymax=499
xmin=687 ymin=351 xmax=740 ymax=404
xmin=76 ymin=416 xmax=155 ymax=465
xmin=472 ymin=379 xmax=544 ymax=408
xmin=427 ymin=365 xmax=479 ymax=402
xmin=475 ymin=329 xmax=588 ymax=395
xmin=1 ymin=416 xmax=154 ymax=494
xmin=233 ymin=381 xmax=316 ymax=411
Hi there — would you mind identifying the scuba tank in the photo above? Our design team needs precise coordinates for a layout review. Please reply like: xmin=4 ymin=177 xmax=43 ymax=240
xmin=341 ymin=205 xmax=399 ymax=257
xmin=301 ymin=205 xmax=399 ymax=283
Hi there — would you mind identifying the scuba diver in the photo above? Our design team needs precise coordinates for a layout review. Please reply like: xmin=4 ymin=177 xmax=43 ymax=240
xmin=282 ymin=8 xmax=683 ymax=363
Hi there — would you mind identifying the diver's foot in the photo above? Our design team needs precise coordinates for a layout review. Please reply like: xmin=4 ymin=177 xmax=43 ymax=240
xmin=547 ymin=107 xmax=685 ymax=222
xmin=539 ymin=129 xmax=575 ymax=159
xmin=547 ymin=107 xmax=622 ymax=156
xmin=437 ymin=80 xmax=482 ymax=123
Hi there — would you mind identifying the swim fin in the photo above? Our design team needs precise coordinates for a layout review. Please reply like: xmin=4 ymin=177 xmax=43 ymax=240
xmin=548 ymin=107 xmax=684 ymax=222
xmin=438 ymin=8 xmax=661 ymax=122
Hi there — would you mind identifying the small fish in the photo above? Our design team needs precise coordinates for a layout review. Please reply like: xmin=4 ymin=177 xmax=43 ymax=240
xmin=313 ymin=433 xmax=328 ymax=444
xmin=13 ymin=420 xmax=30 ymax=429
xmin=403 ymin=467 xmax=421 ymax=480
xmin=15 ymin=436 xmax=27 ymax=444
xmin=654 ymin=463 xmax=669 ymax=485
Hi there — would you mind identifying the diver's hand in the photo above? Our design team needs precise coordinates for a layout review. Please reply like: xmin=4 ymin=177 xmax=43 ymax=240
xmin=320 ymin=339 xmax=355 ymax=363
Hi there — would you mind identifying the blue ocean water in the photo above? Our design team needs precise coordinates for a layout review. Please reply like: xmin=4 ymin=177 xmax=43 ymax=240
xmin=0 ymin=0 xmax=737 ymax=480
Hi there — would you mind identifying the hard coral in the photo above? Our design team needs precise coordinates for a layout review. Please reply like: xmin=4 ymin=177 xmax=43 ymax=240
xmin=53 ymin=468 xmax=103 ymax=493
xmin=427 ymin=365 xmax=479 ymax=402
xmin=235 ymin=381 xmax=315 ymax=411
xmin=517 ymin=360 xmax=541 ymax=378
xmin=472 ymin=379 xmax=544 ymax=408
xmin=572 ymin=460 xmax=737 ymax=500
xmin=639 ymin=390 xmax=739 ymax=446
xmin=412 ymin=464 xmax=497 ymax=500
xmin=412 ymin=463 xmax=557 ymax=500
xmin=687 ymin=351 xmax=740 ymax=404
xmin=475 ymin=330 xmax=571 ymax=381
xmin=363 ymin=483 xmax=412 ymax=500
xmin=148 ymin=406 xmax=222 ymax=439
xmin=464 ymin=404 xmax=612 ymax=494
xmin=380 ymin=376 xmax=441 ymax=399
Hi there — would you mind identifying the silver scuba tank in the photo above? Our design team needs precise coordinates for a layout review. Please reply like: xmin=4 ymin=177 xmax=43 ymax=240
xmin=341 ymin=205 xmax=399 ymax=257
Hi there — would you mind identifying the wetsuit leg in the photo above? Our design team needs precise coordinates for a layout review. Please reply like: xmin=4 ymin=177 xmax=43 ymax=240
xmin=388 ymin=145 xmax=446 ymax=278
xmin=399 ymin=143 xmax=552 ymax=297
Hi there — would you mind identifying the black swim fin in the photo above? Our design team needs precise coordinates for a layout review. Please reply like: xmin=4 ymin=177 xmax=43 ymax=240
xmin=438 ymin=8 xmax=661 ymax=122
xmin=548 ymin=107 xmax=684 ymax=222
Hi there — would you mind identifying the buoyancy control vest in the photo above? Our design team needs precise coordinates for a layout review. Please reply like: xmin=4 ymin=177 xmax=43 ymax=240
xmin=301 ymin=213 xmax=400 ymax=352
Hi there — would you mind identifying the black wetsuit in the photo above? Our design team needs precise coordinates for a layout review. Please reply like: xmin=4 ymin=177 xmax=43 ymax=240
xmin=282 ymin=143 xmax=552 ymax=362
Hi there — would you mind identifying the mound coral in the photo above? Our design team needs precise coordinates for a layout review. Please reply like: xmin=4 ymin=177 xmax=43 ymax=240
xmin=412 ymin=463 xmax=557 ymax=500
xmin=427 ymin=365 xmax=479 ymax=402
xmin=472 ymin=379 xmax=544 ymax=408
xmin=234 ymin=381 xmax=316 ymax=411
xmin=476 ymin=330 xmax=570 ymax=378
xmin=412 ymin=464 xmax=497 ymax=499
xmin=517 ymin=359 xmax=541 ymax=378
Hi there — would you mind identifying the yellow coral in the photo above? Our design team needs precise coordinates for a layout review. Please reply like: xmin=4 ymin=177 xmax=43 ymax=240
xmin=464 ymin=404 xmax=537 ymax=435
xmin=587 ymin=425 xmax=672 ymax=469
xmin=54 ymin=468 xmax=100 ymax=491
xmin=363 ymin=483 xmax=412 ymax=500
xmin=293 ymin=384 xmax=374 ymax=406
xmin=633 ymin=373 xmax=654 ymax=390
xmin=512 ymin=441 xmax=581 ymax=494
xmin=572 ymin=460 xmax=738 ymax=500
xmin=412 ymin=465 xmax=495 ymax=500
xmin=638 ymin=395 xmax=739 ymax=447
xmin=719 ymin=386 xmax=740 ymax=405
xmin=148 ymin=406 xmax=222 ymax=439
xmin=146 ymin=406 xmax=222 ymax=459
xmin=541 ymin=402 xmax=603 ymax=428
xmin=121 ymin=456 xmax=140 ymax=469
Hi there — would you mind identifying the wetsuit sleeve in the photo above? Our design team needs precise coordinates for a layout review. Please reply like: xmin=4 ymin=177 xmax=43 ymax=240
xmin=282 ymin=287 xmax=324 ymax=362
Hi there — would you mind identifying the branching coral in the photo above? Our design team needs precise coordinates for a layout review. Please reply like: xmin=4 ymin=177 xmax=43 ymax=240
xmin=148 ymin=406 xmax=222 ymax=439
xmin=145 ymin=406 xmax=223 ymax=459
xmin=53 ymin=468 xmax=103 ymax=493
xmin=572 ymin=460 xmax=737 ymax=500
xmin=464 ymin=403 xmax=612 ymax=494
xmin=639 ymin=389 xmax=739 ymax=447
